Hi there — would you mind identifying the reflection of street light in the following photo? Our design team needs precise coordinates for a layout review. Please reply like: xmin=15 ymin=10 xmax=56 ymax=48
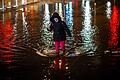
xmin=22 ymin=0 xmax=25 ymax=5
xmin=34 ymin=0 xmax=37 ymax=2
xmin=108 ymin=5 xmax=119 ymax=48
xmin=15 ymin=0 xmax=18 ymax=7
xmin=2 ymin=0 xmax=5 ymax=11
xmin=7 ymin=2 xmax=11 ymax=8
xmin=106 ymin=1 xmax=111 ymax=19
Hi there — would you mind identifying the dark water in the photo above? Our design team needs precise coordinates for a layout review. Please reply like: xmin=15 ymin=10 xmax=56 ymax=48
xmin=0 ymin=0 xmax=120 ymax=80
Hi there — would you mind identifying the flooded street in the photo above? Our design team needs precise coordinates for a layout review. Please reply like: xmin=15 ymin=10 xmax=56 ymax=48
xmin=0 ymin=0 xmax=120 ymax=80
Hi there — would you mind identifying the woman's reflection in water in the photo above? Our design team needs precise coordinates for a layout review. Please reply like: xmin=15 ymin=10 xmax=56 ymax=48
xmin=53 ymin=56 xmax=66 ymax=80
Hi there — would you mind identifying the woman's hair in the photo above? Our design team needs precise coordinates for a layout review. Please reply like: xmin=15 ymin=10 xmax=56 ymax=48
xmin=50 ymin=12 xmax=61 ymax=23
xmin=52 ymin=12 xmax=59 ymax=17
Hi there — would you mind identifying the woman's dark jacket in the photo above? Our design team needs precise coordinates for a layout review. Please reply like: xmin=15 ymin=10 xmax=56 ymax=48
xmin=48 ymin=13 xmax=72 ymax=41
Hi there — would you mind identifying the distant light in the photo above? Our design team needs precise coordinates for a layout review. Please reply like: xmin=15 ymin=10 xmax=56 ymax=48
xmin=22 ymin=0 xmax=24 ymax=5
xmin=65 ymin=2 xmax=73 ymax=30
xmin=82 ymin=0 xmax=85 ymax=7
xmin=7 ymin=2 xmax=11 ymax=8
xmin=55 ymin=3 xmax=58 ymax=11
xmin=58 ymin=3 xmax=63 ymax=17
xmin=8 ymin=2 xmax=11 ymax=6
xmin=66 ymin=66 xmax=69 ymax=69
xmin=13 ymin=5 xmax=17 ymax=7
xmin=45 ymin=4 xmax=49 ymax=14
xmin=16 ymin=0 xmax=18 ymax=6
xmin=20 ymin=8 xmax=24 ymax=11
xmin=81 ymin=1 xmax=96 ymax=53
xmin=31 ymin=5 xmax=34 ymax=8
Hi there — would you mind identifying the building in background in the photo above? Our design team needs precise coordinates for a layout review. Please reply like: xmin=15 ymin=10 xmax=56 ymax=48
xmin=0 ymin=0 xmax=40 ymax=11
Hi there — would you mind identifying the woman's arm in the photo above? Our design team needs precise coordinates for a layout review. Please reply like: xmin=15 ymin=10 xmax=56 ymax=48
xmin=47 ymin=23 xmax=53 ymax=32
xmin=62 ymin=21 xmax=72 ymax=37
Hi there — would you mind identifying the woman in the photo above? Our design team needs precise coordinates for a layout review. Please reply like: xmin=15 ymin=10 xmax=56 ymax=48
xmin=48 ymin=12 xmax=72 ymax=56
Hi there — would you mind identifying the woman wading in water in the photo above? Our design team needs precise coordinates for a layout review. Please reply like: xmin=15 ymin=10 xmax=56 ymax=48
xmin=48 ymin=12 xmax=72 ymax=56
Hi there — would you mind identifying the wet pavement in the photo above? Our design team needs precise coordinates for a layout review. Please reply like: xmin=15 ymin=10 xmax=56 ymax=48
xmin=0 ymin=0 xmax=120 ymax=80
xmin=0 ymin=51 xmax=120 ymax=80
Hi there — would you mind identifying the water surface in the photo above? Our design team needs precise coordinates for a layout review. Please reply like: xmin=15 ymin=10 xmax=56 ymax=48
xmin=0 ymin=0 xmax=120 ymax=80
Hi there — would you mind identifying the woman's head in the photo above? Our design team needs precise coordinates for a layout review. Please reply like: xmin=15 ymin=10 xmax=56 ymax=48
xmin=50 ymin=12 xmax=61 ymax=23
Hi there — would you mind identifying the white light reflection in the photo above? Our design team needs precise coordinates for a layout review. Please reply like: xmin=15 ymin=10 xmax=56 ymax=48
xmin=106 ymin=1 xmax=111 ymax=19
xmin=58 ymin=3 xmax=64 ymax=20
xmin=80 ymin=1 xmax=97 ymax=54
xmin=22 ymin=0 xmax=25 ymax=5
xmin=55 ymin=3 xmax=58 ymax=11
xmin=22 ymin=10 xmax=29 ymax=46
xmin=82 ymin=0 xmax=85 ymax=7
xmin=7 ymin=2 xmax=11 ymax=8
xmin=42 ymin=4 xmax=53 ymax=47
xmin=16 ymin=0 xmax=18 ymax=7
xmin=45 ymin=4 xmax=49 ymax=16
xmin=65 ymin=2 xmax=73 ymax=48
xmin=34 ymin=0 xmax=37 ymax=2
xmin=66 ymin=2 xmax=73 ymax=30
xmin=13 ymin=12 xmax=18 ymax=37
xmin=2 ymin=0 xmax=5 ymax=11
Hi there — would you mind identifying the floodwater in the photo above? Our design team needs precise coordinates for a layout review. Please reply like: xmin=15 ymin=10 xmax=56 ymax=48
xmin=0 ymin=0 xmax=120 ymax=80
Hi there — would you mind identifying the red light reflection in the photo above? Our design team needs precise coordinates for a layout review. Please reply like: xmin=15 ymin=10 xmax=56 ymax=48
xmin=108 ymin=5 xmax=119 ymax=49
xmin=3 ymin=20 xmax=15 ymax=48
xmin=0 ymin=20 xmax=16 ymax=64
xmin=72 ymin=0 xmax=74 ymax=7
xmin=54 ymin=56 xmax=66 ymax=70
xmin=73 ymin=0 xmax=81 ymax=42
xmin=31 ymin=5 xmax=35 ymax=18
xmin=76 ymin=0 xmax=79 ymax=16
xmin=52 ymin=56 xmax=66 ymax=80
